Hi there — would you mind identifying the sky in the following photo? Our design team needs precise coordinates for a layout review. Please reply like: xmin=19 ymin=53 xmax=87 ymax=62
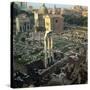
xmin=27 ymin=2 xmax=74 ymax=9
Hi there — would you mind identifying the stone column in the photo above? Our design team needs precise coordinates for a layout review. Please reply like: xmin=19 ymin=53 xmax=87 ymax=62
xmin=28 ymin=23 xmax=30 ymax=31
xmin=51 ymin=35 xmax=54 ymax=63
xmin=21 ymin=25 xmax=23 ymax=32
xmin=44 ymin=31 xmax=54 ymax=68
xmin=25 ymin=23 xmax=27 ymax=32
xmin=23 ymin=25 xmax=25 ymax=32
xmin=47 ymin=37 xmax=51 ymax=65
xmin=29 ymin=23 xmax=31 ymax=31
xmin=26 ymin=23 xmax=30 ymax=31
xmin=44 ymin=37 xmax=48 ymax=68
xmin=16 ymin=17 xmax=20 ymax=34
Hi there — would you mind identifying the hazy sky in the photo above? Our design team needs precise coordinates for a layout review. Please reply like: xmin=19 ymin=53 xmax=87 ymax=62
xmin=27 ymin=2 xmax=73 ymax=9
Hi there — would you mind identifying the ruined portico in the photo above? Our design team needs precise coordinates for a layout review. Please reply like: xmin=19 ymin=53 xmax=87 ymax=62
xmin=44 ymin=30 xmax=54 ymax=68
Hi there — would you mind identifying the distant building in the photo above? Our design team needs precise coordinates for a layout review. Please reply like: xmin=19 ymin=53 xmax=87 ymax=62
xmin=28 ymin=5 xmax=33 ymax=12
xmin=62 ymin=8 xmax=82 ymax=16
xmin=34 ymin=3 xmax=48 ymax=32
xmin=52 ymin=5 xmax=61 ymax=15
xmin=72 ymin=5 xmax=88 ymax=17
xmin=14 ymin=2 xmax=34 ymax=34
xmin=45 ymin=15 xmax=64 ymax=33
xmin=48 ymin=8 xmax=53 ymax=14
xmin=15 ymin=2 xmax=27 ymax=9
xmin=63 ymin=5 xmax=88 ymax=17
xmin=82 ymin=10 xmax=88 ymax=17
xmin=15 ymin=11 xmax=34 ymax=34
xmin=38 ymin=3 xmax=48 ymax=15
xmin=34 ymin=4 xmax=64 ymax=33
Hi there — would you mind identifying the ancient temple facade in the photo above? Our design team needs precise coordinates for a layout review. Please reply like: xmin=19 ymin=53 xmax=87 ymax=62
xmin=15 ymin=12 xmax=34 ymax=34
xmin=16 ymin=13 xmax=31 ymax=33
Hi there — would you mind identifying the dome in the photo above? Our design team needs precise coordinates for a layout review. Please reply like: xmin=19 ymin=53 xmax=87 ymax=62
xmin=39 ymin=4 xmax=48 ymax=14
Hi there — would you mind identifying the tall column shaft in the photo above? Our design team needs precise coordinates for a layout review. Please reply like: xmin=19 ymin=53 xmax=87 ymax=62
xmin=44 ymin=37 xmax=48 ymax=68
xmin=16 ymin=18 xmax=20 ymax=34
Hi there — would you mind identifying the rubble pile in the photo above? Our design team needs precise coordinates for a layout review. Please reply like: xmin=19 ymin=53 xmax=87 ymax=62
xmin=13 ymin=32 xmax=44 ymax=65
xmin=13 ymin=28 xmax=87 ymax=87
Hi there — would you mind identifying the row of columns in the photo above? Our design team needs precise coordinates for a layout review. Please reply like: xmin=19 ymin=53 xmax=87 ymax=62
xmin=16 ymin=18 xmax=31 ymax=34
xmin=44 ymin=31 xmax=54 ymax=68
xmin=20 ymin=23 xmax=31 ymax=32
